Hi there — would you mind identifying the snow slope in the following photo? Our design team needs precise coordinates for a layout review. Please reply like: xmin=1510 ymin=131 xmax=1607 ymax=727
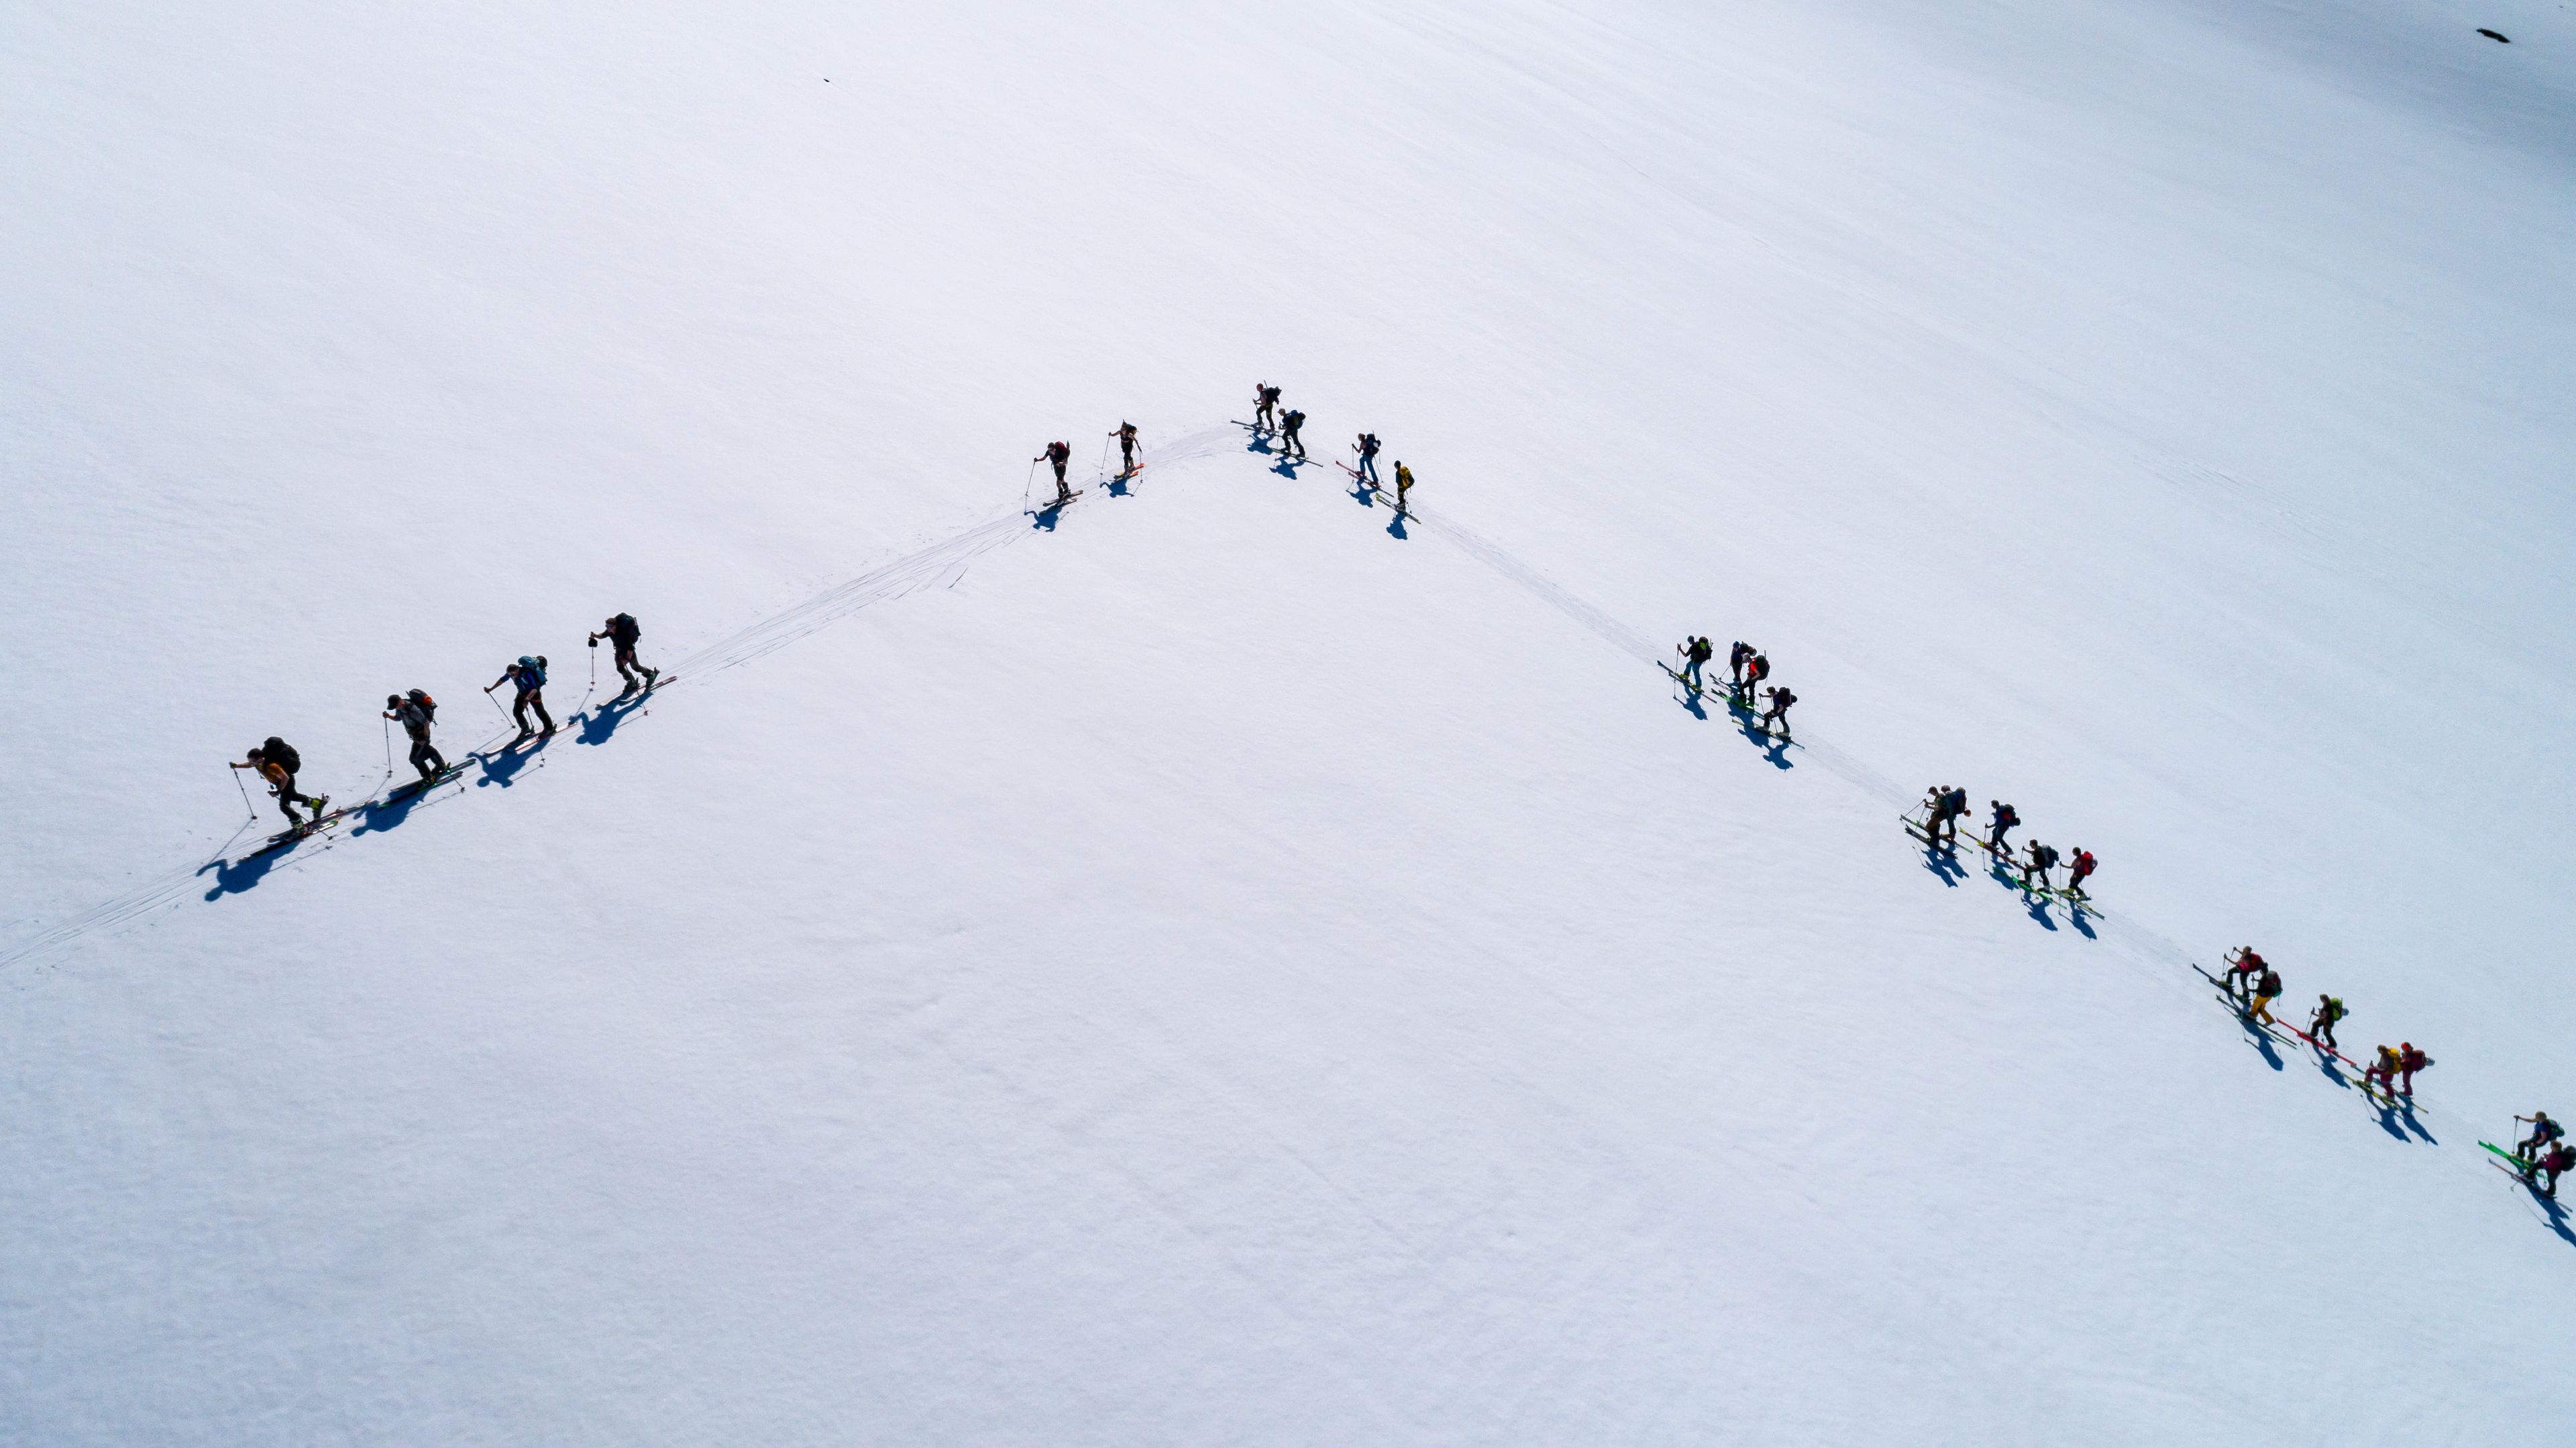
xmin=4 ymin=0 xmax=2573 ymax=1441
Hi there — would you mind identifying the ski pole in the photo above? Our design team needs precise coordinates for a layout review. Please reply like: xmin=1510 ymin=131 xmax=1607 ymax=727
xmin=1023 ymin=458 xmax=1036 ymax=512
xmin=382 ymin=714 xmax=395 ymax=776
xmin=231 ymin=764 xmax=258 ymax=821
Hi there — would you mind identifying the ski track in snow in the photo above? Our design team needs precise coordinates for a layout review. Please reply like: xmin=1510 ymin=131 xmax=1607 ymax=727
xmin=2 ymin=419 xmax=2528 ymax=1224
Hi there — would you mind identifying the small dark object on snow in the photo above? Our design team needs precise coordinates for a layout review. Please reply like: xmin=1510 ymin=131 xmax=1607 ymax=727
xmin=2477 ymin=28 xmax=2509 ymax=43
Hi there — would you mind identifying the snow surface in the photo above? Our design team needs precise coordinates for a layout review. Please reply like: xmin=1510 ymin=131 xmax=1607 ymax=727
xmin=5 ymin=0 xmax=2574 ymax=1441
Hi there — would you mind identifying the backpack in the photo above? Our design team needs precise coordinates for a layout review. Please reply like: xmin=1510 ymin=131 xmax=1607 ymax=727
xmin=518 ymin=656 xmax=547 ymax=687
xmin=1997 ymin=805 xmax=2019 ymax=826
xmin=2321 ymin=996 xmax=2345 ymax=1022
xmin=263 ymin=737 xmax=301 ymax=774
xmin=611 ymin=613 xmax=639 ymax=648
xmin=2036 ymin=845 xmax=2059 ymax=868
xmin=410 ymin=690 xmax=437 ymax=723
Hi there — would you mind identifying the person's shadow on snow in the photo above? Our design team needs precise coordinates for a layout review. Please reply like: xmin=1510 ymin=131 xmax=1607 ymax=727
xmin=352 ymin=786 xmax=431 ymax=836
xmin=197 ymin=844 xmax=285 ymax=900
xmin=1387 ymin=512 xmax=1409 ymax=541
xmin=2235 ymin=1013 xmax=2285 ymax=1071
xmin=1921 ymin=843 xmax=1965 ymax=888
xmin=2067 ymin=904 xmax=2098 ymax=941
xmin=475 ymin=740 xmax=544 ymax=789
xmin=576 ymin=695 xmax=646 ymax=747
xmin=1272 ymin=456 xmax=1306 ymax=479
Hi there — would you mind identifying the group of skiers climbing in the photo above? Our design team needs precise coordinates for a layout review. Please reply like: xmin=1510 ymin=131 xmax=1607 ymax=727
xmin=229 ymin=613 xmax=659 ymax=841
xmin=1674 ymin=636 xmax=1796 ymax=738
xmin=2509 ymin=1110 xmax=2574 ymax=1199
xmin=1250 ymin=384 xmax=1415 ymax=516
xmin=1032 ymin=423 xmax=1151 ymax=509
xmin=1913 ymin=786 xmax=2096 ymax=898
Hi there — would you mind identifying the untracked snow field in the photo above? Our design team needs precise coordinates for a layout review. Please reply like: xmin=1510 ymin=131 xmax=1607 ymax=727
xmin=3 ymin=1 xmax=2573 ymax=1443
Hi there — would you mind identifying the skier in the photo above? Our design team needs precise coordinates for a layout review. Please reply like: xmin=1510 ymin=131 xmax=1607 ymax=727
xmin=2363 ymin=1044 xmax=2402 ymax=1100
xmin=382 ymin=690 xmax=446 ymax=780
xmin=1353 ymin=431 xmax=1382 ymax=486
xmin=2514 ymin=1110 xmax=2564 ymax=1163
xmin=2020 ymin=839 xmax=2059 ymax=892
xmin=1760 ymin=686 xmax=1797 ymax=739
xmin=1727 ymin=641 xmax=1753 ymax=690
xmin=2534 ymin=1141 xmax=2576 ymax=1200
xmin=1677 ymin=635 xmax=1713 ymax=690
xmin=1109 ymin=421 xmax=1140 ymax=477
xmin=1985 ymin=800 xmax=2020 ymax=856
xmin=485 ymin=655 xmax=555 ymax=739
xmin=2222 ymin=947 xmax=2268 ymax=1003
xmin=2398 ymin=1041 xmax=2432 ymax=1098
xmin=2309 ymin=994 xmax=2347 ymax=1050
xmin=1741 ymin=651 xmax=1771 ymax=703
xmin=1394 ymin=461 xmax=1413 ymax=515
xmin=1279 ymin=408 xmax=1308 ymax=461
xmin=231 ymin=739 xmax=327 ymax=831
xmin=2246 ymin=964 xmax=2284 ymax=1026
xmin=2064 ymin=847 xmax=2098 ymax=898
xmin=1034 ymin=440 xmax=1074 ymax=505
xmin=1921 ymin=786 xmax=1968 ymax=848
xmin=588 ymin=613 xmax=659 ymax=694
xmin=1253 ymin=382 xmax=1281 ymax=433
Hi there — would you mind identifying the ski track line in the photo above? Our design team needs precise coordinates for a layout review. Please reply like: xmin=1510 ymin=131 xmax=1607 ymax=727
xmin=0 ymin=429 xmax=1241 ymax=976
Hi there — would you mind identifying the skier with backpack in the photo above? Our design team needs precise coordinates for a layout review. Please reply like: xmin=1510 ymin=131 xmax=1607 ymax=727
xmin=1921 ymin=786 xmax=1969 ymax=849
xmin=2364 ymin=1044 xmax=2404 ymax=1101
xmin=1985 ymin=801 xmax=2020 ymax=856
xmin=2309 ymin=994 xmax=2347 ymax=1050
xmin=1353 ymin=431 xmax=1382 ymax=486
xmin=2516 ymin=1110 xmax=2564 ymax=1163
xmin=485 ymin=656 xmax=554 ymax=739
xmin=1760 ymin=686 xmax=1797 ymax=739
xmin=1253 ymin=382 xmax=1281 ymax=433
xmin=1393 ymin=461 xmax=1413 ymax=515
xmin=588 ymin=613 xmax=659 ymax=694
xmin=2398 ymin=1042 xmax=2432 ymax=1098
xmin=1740 ymin=651 xmax=1771 ymax=703
xmin=2532 ymin=1141 xmax=2576 ymax=1200
xmin=2222 ymin=947 xmax=2269 ymax=1004
xmin=1676 ymin=635 xmax=1713 ymax=691
xmin=2064 ymin=847 xmax=2098 ymax=898
xmin=1728 ymin=641 xmax=1754 ymax=691
xmin=1034 ymin=441 xmax=1074 ymax=506
xmin=1279 ymin=409 xmax=1308 ymax=461
xmin=231 ymin=739 xmax=327 ymax=831
xmin=2245 ymin=964 xmax=2284 ymax=1027
xmin=382 ymin=690 xmax=445 ymax=780
xmin=2020 ymin=840 xmax=2060 ymax=892
xmin=1109 ymin=421 xmax=1140 ymax=478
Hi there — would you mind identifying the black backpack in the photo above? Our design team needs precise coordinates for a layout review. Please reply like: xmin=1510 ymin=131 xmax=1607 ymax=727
xmin=264 ymin=737 xmax=301 ymax=775
xmin=2037 ymin=844 xmax=2059 ymax=868
xmin=611 ymin=613 xmax=639 ymax=648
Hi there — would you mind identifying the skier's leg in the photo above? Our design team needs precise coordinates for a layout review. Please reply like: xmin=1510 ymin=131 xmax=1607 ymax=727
xmin=534 ymin=694 xmax=555 ymax=734
xmin=513 ymin=694 xmax=533 ymax=733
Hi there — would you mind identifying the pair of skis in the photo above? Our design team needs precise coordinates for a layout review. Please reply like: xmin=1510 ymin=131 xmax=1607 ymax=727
xmin=2479 ymin=1141 xmax=2561 ymax=1200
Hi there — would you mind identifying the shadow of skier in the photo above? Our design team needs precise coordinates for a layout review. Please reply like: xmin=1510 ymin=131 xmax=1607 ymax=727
xmin=577 ymin=694 xmax=647 ymax=747
xmin=1920 ymin=843 xmax=1966 ymax=888
xmin=475 ymin=738 xmax=547 ymax=789
xmin=197 ymin=845 xmax=286 ymax=900
xmin=2235 ymin=1013 xmax=2286 ymax=1071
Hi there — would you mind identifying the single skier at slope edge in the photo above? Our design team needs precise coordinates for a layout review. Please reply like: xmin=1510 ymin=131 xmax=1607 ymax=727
xmin=486 ymin=656 xmax=555 ymax=739
xmin=1253 ymin=382 xmax=1281 ymax=433
xmin=1740 ymin=650 xmax=1770 ymax=703
xmin=589 ymin=613 xmax=659 ymax=694
xmin=384 ymin=690 xmax=446 ymax=780
xmin=2222 ymin=947 xmax=2268 ymax=1004
xmin=1279 ymin=408 xmax=1308 ymax=460
xmin=1728 ymin=641 xmax=1753 ymax=690
xmin=1110 ymin=421 xmax=1140 ymax=477
xmin=1393 ymin=461 xmax=1413 ymax=515
xmin=1035 ymin=441 xmax=1074 ymax=505
xmin=1353 ymin=431 xmax=1381 ymax=485
xmin=231 ymin=739 xmax=327 ymax=831
xmin=2398 ymin=1042 xmax=2432 ymax=1098
xmin=2364 ymin=1044 xmax=2404 ymax=1101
